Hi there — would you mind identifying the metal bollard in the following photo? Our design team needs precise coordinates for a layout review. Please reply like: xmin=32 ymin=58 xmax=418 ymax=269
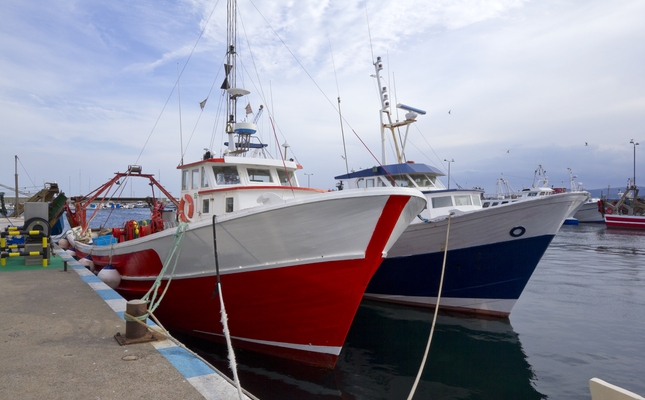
xmin=125 ymin=299 xmax=148 ymax=339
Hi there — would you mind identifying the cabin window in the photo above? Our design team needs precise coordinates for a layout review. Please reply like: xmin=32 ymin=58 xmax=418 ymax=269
xmin=377 ymin=178 xmax=388 ymax=187
xmin=191 ymin=169 xmax=199 ymax=189
xmin=357 ymin=178 xmax=365 ymax=188
xmin=248 ymin=168 xmax=273 ymax=183
xmin=213 ymin=166 xmax=240 ymax=185
xmin=393 ymin=175 xmax=414 ymax=188
xmin=527 ymin=192 xmax=538 ymax=197
xmin=182 ymin=170 xmax=189 ymax=190
xmin=201 ymin=166 xmax=209 ymax=188
xmin=454 ymin=195 xmax=472 ymax=206
xmin=492 ymin=202 xmax=499 ymax=206
xmin=202 ymin=198 xmax=209 ymax=214
xmin=411 ymin=174 xmax=435 ymax=188
xmin=471 ymin=195 xmax=482 ymax=206
xmin=226 ymin=197 xmax=234 ymax=213
xmin=431 ymin=196 xmax=453 ymax=208
xmin=366 ymin=178 xmax=375 ymax=188
xmin=277 ymin=169 xmax=295 ymax=186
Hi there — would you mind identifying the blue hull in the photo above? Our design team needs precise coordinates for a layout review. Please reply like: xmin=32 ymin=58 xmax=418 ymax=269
xmin=367 ymin=234 xmax=555 ymax=303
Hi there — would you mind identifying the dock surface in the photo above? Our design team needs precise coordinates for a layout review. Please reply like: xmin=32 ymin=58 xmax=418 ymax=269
xmin=0 ymin=237 xmax=251 ymax=399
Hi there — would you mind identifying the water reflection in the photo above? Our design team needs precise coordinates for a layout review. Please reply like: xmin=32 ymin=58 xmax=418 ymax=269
xmin=183 ymin=300 xmax=545 ymax=400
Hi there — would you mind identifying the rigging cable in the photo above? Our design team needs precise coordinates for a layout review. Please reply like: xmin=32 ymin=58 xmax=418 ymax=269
xmin=133 ymin=0 xmax=220 ymax=167
xmin=329 ymin=39 xmax=349 ymax=175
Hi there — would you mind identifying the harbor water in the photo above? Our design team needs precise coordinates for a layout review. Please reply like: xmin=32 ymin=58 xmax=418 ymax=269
xmin=182 ymin=223 xmax=645 ymax=400
xmin=71 ymin=210 xmax=645 ymax=399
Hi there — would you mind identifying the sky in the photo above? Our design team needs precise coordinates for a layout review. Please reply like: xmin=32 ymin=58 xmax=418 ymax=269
xmin=1 ymin=0 xmax=644 ymax=200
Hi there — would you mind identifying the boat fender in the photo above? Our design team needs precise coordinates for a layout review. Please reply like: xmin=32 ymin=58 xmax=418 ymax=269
xmin=178 ymin=194 xmax=194 ymax=222
xmin=97 ymin=264 xmax=121 ymax=289
xmin=78 ymin=255 xmax=95 ymax=273
xmin=509 ymin=226 xmax=526 ymax=237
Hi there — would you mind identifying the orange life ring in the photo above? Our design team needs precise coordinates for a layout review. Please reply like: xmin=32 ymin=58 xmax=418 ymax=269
xmin=605 ymin=207 xmax=613 ymax=215
xmin=178 ymin=194 xmax=195 ymax=222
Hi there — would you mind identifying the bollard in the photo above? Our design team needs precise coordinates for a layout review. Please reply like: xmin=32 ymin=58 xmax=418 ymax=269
xmin=125 ymin=299 xmax=148 ymax=339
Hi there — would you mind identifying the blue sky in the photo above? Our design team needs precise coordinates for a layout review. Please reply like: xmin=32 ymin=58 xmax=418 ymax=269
xmin=1 ymin=0 xmax=644 ymax=199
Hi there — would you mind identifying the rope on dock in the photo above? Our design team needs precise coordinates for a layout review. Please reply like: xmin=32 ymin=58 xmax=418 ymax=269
xmin=123 ymin=309 xmax=259 ymax=400
xmin=407 ymin=212 xmax=454 ymax=400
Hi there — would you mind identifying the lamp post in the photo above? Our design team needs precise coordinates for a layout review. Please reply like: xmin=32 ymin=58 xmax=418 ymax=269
xmin=304 ymin=173 xmax=313 ymax=188
xmin=630 ymin=139 xmax=639 ymax=188
xmin=444 ymin=159 xmax=454 ymax=189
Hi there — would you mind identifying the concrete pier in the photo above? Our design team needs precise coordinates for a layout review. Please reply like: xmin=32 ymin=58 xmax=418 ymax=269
xmin=0 ymin=236 xmax=253 ymax=399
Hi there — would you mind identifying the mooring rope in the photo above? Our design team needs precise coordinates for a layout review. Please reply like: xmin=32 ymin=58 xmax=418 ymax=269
xmin=211 ymin=215 xmax=244 ymax=400
xmin=407 ymin=212 xmax=453 ymax=400
xmin=123 ymin=309 xmax=258 ymax=400
xmin=141 ymin=222 xmax=188 ymax=313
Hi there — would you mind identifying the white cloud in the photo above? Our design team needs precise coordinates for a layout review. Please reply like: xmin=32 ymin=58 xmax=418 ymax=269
xmin=1 ymin=0 xmax=644 ymax=197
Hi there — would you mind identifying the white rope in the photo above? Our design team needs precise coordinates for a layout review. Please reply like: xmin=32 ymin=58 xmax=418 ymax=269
xmin=218 ymin=283 xmax=244 ymax=400
xmin=407 ymin=212 xmax=453 ymax=399
xmin=211 ymin=215 xmax=244 ymax=399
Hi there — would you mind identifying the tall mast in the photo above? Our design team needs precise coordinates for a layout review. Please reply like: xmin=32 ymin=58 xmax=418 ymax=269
xmin=225 ymin=0 xmax=237 ymax=153
xmin=373 ymin=57 xmax=388 ymax=164
xmin=373 ymin=56 xmax=426 ymax=165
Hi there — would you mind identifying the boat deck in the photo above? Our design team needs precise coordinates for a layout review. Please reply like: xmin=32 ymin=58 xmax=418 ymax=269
xmin=0 ymin=226 xmax=253 ymax=399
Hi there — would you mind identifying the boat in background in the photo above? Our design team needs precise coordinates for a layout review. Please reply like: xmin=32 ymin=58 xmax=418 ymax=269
xmin=599 ymin=181 xmax=645 ymax=229
xmin=573 ymin=200 xmax=604 ymax=223
xmin=334 ymin=57 xmax=587 ymax=317
xmin=562 ymin=168 xmax=592 ymax=225
xmin=600 ymin=141 xmax=644 ymax=229
xmin=568 ymin=169 xmax=603 ymax=223
xmin=63 ymin=2 xmax=426 ymax=369
xmin=482 ymin=166 xmax=588 ymax=225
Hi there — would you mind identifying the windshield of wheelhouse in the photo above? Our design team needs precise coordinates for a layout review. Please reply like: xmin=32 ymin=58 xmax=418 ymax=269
xmin=410 ymin=173 xmax=441 ymax=189
xmin=385 ymin=174 xmax=415 ymax=188
xmin=248 ymin=168 xmax=273 ymax=183
xmin=277 ymin=169 xmax=296 ymax=186
xmin=213 ymin=166 xmax=240 ymax=185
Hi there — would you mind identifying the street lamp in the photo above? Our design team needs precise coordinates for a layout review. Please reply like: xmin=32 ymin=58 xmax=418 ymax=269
xmin=304 ymin=173 xmax=313 ymax=188
xmin=444 ymin=159 xmax=454 ymax=189
xmin=630 ymin=139 xmax=639 ymax=188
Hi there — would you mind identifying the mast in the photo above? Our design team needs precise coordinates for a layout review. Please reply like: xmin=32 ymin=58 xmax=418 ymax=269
xmin=223 ymin=0 xmax=255 ymax=157
xmin=373 ymin=57 xmax=388 ymax=164
xmin=225 ymin=0 xmax=237 ymax=153
xmin=373 ymin=57 xmax=426 ymax=165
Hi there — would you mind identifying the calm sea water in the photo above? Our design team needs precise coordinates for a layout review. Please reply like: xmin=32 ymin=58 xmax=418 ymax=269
xmin=72 ymin=211 xmax=645 ymax=399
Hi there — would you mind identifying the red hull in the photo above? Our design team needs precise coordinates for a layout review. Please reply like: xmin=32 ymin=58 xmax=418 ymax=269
xmin=605 ymin=215 xmax=645 ymax=229
xmin=74 ymin=195 xmax=412 ymax=368
xmin=117 ymin=257 xmax=380 ymax=368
